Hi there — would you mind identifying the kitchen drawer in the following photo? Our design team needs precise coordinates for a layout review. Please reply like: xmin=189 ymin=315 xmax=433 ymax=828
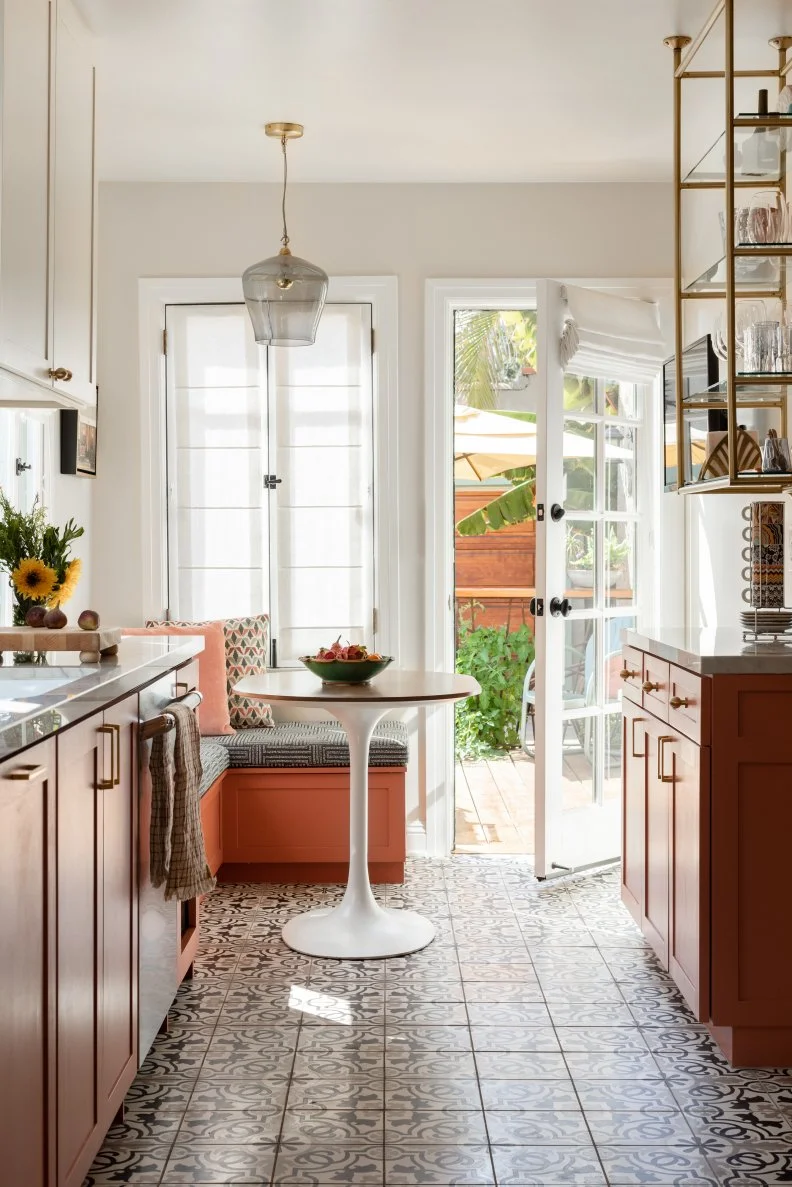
xmin=642 ymin=653 xmax=670 ymax=721
xmin=619 ymin=646 xmax=644 ymax=706
xmin=667 ymin=664 xmax=709 ymax=746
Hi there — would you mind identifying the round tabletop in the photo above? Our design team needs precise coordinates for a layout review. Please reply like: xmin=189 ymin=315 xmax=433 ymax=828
xmin=234 ymin=669 xmax=480 ymax=704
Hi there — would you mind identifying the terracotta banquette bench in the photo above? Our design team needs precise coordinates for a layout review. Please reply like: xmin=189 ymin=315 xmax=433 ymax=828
xmin=197 ymin=722 xmax=408 ymax=884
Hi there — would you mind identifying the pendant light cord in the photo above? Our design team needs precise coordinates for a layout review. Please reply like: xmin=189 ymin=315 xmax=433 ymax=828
xmin=280 ymin=135 xmax=290 ymax=250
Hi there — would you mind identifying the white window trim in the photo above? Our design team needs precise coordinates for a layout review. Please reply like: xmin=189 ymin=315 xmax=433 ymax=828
xmin=424 ymin=277 xmax=673 ymax=858
xmin=138 ymin=276 xmax=400 ymax=660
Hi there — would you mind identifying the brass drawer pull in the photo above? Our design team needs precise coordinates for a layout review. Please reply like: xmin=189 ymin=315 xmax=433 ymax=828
xmin=97 ymin=723 xmax=120 ymax=788
xmin=631 ymin=717 xmax=646 ymax=759
xmin=658 ymin=735 xmax=675 ymax=783
xmin=620 ymin=667 xmax=639 ymax=680
xmin=6 ymin=764 xmax=47 ymax=782
xmin=48 ymin=366 xmax=73 ymax=382
xmin=642 ymin=680 xmax=661 ymax=692
xmin=669 ymin=696 xmax=690 ymax=709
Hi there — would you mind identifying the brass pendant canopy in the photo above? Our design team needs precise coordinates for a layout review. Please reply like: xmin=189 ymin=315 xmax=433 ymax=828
xmin=243 ymin=122 xmax=328 ymax=346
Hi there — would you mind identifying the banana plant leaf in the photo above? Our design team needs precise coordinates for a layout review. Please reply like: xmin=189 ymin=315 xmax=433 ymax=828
xmin=456 ymin=479 xmax=536 ymax=537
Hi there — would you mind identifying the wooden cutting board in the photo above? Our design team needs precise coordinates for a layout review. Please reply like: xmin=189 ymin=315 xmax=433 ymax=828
xmin=0 ymin=626 xmax=122 ymax=662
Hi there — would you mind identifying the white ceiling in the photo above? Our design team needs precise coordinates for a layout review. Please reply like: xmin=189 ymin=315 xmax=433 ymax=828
xmin=77 ymin=0 xmax=792 ymax=183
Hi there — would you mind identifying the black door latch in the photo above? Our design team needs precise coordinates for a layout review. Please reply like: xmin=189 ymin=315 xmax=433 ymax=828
xmin=264 ymin=474 xmax=282 ymax=490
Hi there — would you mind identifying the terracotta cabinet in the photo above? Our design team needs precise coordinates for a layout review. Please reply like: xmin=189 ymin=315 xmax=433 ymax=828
xmin=0 ymin=739 xmax=56 ymax=1187
xmin=622 ymin=643 xmax=792 ymax=1064
xmin=56 ymin=694 xmax=138 ymax=1187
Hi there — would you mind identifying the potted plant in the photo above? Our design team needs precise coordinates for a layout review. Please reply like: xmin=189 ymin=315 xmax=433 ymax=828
xmin=0 ymin=490 xmax=84 ymax=627
xmin=566 ymin=527 xmax=630 ymax=589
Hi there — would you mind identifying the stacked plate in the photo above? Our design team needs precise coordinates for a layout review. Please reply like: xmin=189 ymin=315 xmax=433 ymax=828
xmin=740 ymin=609 xmax=792 ymax=635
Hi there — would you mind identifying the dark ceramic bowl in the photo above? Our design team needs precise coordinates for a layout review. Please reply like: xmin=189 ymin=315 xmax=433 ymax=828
xmin=299 ymin=656 xmax=394 ymax=685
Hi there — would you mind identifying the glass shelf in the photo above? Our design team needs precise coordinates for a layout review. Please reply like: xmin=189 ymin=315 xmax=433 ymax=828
xmin=684 ymin=123 xmax=791 ymax=186
xmin=682 ymin=379 xmax=787 ymax=406
xmin=684 ymin=254 xmax=782 ymax=294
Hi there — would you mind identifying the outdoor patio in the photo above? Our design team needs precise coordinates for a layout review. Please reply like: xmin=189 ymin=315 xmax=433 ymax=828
xmin=455 ymin=748 xmax=620 ymax=855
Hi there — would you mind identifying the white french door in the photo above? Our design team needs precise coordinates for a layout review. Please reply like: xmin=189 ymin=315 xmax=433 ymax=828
xmin=164 ymin=302 xmax=375 ymax=665
xmin=534 ymin=281 xmax=642 ymax=877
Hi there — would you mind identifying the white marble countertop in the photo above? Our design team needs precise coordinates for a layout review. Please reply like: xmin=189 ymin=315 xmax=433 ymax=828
xmin=624 ymin=627 xmax=792 ymax=675
xmin=0 ymin=635 xmax=204 ymax=762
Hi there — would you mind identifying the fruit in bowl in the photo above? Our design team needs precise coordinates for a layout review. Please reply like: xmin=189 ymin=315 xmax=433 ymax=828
xmin=300 ymin=637 xmax=393 ymax=685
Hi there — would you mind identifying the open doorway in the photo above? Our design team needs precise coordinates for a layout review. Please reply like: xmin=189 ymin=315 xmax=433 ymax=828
xmin=452 ymin=308 xmax=643 ymax=858
xmin=452 ymin=308 xmax=539 ymax=854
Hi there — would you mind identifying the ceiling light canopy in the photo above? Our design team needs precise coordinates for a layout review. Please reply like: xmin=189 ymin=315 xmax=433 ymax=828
xmin=242 ymin=122 xmax=328 ymax=346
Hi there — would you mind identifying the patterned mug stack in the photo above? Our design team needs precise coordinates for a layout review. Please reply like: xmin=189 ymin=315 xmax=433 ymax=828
xmin=741 ymin=501 xmax=785 ymax=611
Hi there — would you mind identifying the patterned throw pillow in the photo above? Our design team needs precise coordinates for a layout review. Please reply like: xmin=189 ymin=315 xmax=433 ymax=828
xmin=146 ymin=614 xmax=275 ymax=729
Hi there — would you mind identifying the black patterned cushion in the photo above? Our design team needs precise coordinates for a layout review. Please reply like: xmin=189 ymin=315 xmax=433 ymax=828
xmin=208 ymin=721 xmax=409 ymax=768
xmin=199 ymin=739 xmax=230 ymax=798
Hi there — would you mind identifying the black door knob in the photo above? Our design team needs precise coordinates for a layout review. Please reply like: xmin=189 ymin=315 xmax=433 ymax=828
xmin=550 ymin=597 xmax=572 ymax=618
xmin=550 ymin=504 xmax=565 ymax=521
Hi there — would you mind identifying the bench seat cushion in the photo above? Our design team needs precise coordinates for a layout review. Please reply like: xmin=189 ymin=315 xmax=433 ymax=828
xmin=199 ymin=739 xmax=231 ymax=797
xmin=207 ymin=721 xmax=409 ymax=769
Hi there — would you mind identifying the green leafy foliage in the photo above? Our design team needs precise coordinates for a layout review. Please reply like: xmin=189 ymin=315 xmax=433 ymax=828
xmin=0 ymin=489 xmax=84 ymax=622
xmin=454 ymin=310 xmax=537 ymax=410
xmin=456 ymin=475 xmax=536 ymax=537
xmin=455 ymin=609 xmax=535 ymax=758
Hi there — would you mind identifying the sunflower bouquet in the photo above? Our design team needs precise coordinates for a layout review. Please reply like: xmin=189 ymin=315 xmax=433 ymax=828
xmin=0 ymin=489 xmax=84 ymax=625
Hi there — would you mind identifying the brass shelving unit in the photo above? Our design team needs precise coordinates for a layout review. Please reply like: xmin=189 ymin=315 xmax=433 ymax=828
xmin=667 ymin=1 xmax=792 ymax=493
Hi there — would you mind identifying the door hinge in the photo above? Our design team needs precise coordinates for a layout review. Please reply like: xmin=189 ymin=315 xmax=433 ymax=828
xmin=372 ymin=607 xmax=378 ymax=636
xmin=536 ymin=503 xmax=545 ymax=522
xmin=271 ymin=638 xmax=278 ymax=669
xmin=370 ymin=327 xmax=375 ymax=354
xmin=162 ymin=328 xmax=168 ymax=355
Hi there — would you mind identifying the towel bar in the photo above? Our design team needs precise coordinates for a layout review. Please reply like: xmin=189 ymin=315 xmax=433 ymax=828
xmin=139 ymin=690 xmax=203 ymax=741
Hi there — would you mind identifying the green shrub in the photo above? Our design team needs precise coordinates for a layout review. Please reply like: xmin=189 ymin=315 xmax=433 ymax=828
xmin=455 ymin=611 xmax=535 ymax=758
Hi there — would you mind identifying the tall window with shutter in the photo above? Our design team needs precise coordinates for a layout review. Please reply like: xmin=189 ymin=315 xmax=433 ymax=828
xmin=164 ymin=302 xmax=375 ymax=667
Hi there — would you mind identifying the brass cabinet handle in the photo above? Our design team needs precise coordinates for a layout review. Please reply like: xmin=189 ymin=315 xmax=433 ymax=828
xmin=657 ymin=735 xmax=675 ymax=783
xmin=631 ymin=717 xmax=646 ymax=759
xmin=48 ymin=367 xmax=73 ymax=381
xmin=5 ymin=764 xmax=47 ymax=782
xmin=669 ymin=695 xmax=690 ymax=709
xmin=642 ymin=680 xmax=661 ymax=692
xmin=620 ymin=668 xmax=639 ymax=680
xmin=97 ymin=723 xmax=120 ymax=788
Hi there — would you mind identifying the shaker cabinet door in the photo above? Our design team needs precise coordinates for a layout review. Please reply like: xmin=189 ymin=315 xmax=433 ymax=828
xmin=0 ymin=740 xmax=56 ymax=1187
xmin=52 ymin=0 xmax=97 ymax=406
xmin=56 ymin=718 xmax=102 ymax=1187
xmin=642 ymin=720 xmax=671 ymax=968
xmin=621 ymin=699 xmax=646 ymax=926
xmin=669 ymin=736 xmax=710 ymax=1022
xmin=0 ymin=0 xmax=55 ymax=385
xmin=98 ymin=695 xmax=138 ymax=1127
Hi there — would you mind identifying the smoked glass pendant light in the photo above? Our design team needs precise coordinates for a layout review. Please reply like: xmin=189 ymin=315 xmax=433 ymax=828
xmin=242 ymin=122 xmax=328 ymax=346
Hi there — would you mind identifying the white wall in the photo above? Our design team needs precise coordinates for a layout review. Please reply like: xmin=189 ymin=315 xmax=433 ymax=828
xmin=95 ymin=180 xmax=674 ymax=842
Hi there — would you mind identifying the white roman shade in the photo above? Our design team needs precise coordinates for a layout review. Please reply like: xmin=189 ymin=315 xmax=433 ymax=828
xmin=559 ymin=285 xmax=666 ymax=382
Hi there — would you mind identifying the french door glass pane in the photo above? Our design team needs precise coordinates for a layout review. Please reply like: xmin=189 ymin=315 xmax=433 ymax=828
xmin=563 ymin=419 xmax=597 ymax=511
xmin=605 ymin=380 xmax=637 ymax=418
xmin=566 ymin=519 xmax=595 ymax=608
xmin=605 ymin=424 xmax=636 ymax=513
xmin=605 ymin=521 xmax=636 ymax=609
xmin=563 ymin=374 xmax=596 ymax=413
xmin=561 ymin=716 xmax=595 ymax=810
xmin=604 ymin=711 xmax=623 ymax=805
xmin=564 ymin=617 xmax=596 ymax=709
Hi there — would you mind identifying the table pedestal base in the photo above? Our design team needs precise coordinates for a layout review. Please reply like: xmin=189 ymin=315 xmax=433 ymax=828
xmin=282 ymin=900 xmax=435 ymax=959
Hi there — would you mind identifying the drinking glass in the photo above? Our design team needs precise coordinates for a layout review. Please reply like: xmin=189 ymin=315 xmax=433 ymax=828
xmin=743 ymin=320 xmax=780 ymax=373
xmin=748 ymin=190 xmax=789 ymax=245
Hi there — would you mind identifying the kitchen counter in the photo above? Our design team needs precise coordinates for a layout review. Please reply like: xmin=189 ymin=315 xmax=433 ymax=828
xmin=0 ymin=635 xmax=204 ymax=762
xmin=623 ymin=626 xmax=792 ymax=675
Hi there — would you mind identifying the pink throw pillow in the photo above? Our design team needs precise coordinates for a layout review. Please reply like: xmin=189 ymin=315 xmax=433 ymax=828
xmin=122 ymin=622 xmax=234 ymax=736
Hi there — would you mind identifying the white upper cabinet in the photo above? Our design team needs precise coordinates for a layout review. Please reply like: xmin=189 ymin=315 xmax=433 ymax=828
xmin=0 ymin=0 xmax=56 ymax=391
xmin=0 ymin=0 xmax=97 ymax=408
xmin=53 ymin=0 xmax=97 ymax=406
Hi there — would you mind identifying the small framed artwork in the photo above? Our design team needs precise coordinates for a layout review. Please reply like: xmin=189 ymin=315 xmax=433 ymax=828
xmin=60 ymin=407 xmax=97 ymax=477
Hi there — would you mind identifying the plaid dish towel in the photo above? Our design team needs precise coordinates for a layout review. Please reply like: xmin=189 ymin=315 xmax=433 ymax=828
xmin=149 ymin=702 xmax=215 ymax=902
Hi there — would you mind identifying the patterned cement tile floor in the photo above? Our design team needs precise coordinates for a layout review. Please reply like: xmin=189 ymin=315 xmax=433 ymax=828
xmin=85 ymin=858 xmax=792 ymax=1186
